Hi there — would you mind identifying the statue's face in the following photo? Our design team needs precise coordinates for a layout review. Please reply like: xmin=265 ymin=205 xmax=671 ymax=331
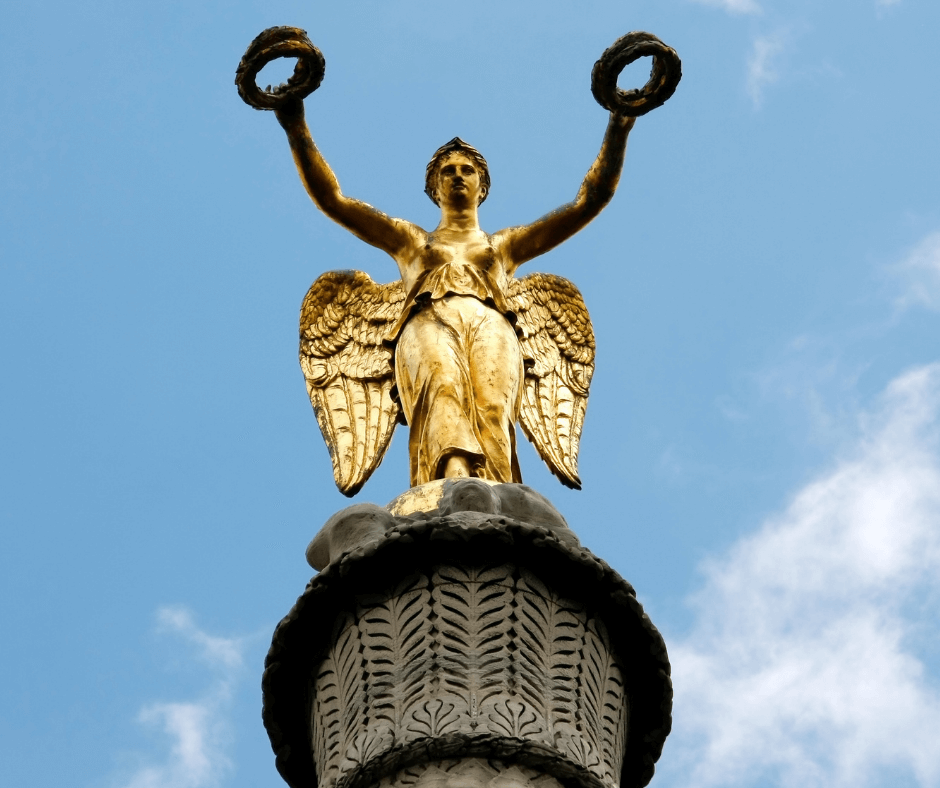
xmin=435 ymin=153 xmax=486 ymax=207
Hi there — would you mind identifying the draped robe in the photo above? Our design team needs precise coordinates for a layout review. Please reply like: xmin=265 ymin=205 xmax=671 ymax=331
xmin=387 ymin=238 xmax=524 ymax=486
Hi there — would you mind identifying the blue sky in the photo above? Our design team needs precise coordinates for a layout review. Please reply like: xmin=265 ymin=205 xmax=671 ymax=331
xmin=2 ymin=1 xmax=939 ymax=787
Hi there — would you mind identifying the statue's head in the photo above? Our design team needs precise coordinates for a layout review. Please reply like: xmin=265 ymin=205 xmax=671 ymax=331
xmin=425 ymin=137 xmax=490 ymax=207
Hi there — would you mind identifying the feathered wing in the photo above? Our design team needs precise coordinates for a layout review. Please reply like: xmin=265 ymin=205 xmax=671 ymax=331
xmin=508 ymin=273 xmax=596 ymax=489
xmin=299 ymin=270 xmax=405 ymax=496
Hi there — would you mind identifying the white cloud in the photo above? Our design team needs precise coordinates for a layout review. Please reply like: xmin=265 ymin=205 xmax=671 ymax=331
xmin=895 ymin=231 xmax=940 ymax=311
xmin=692 ymin=0 xmax=761 ymax=15
xmin=663 ymin=363 xmax=940 ymax=788
xmin=112 ymin=608 xmax=246 ymax=788
xmin=156 ymin=606 xmax=244 ymax=672
xmin=747 ymin=33 xmax=787 ymax=107
xmin=122 ymin=702 xmax=224 ymax=788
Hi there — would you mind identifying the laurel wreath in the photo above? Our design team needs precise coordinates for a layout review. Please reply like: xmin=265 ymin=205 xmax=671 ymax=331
xmin=235 ymin=26 xmax=325 ymax=111
xmin=591 ymin=32 xmax=682 ymax=117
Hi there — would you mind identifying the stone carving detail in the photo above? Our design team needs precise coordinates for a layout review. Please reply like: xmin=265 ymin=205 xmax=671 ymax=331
xmin=311 ymin=563 xmax=627 ymax=788
xmin=372 ymin=757 xmax=565 ymax=788
xmin=264 ymin=516 xmax=672 ymax=788
xmin=307 ymin=480 xmax=578 ymax=572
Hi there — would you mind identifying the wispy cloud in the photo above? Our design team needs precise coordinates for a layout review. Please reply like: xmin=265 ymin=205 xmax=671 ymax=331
xmin=692 ymin=0 xmax=761 ymax=15
xmin=156 ymin=607 xmax=244 ymax=672
xmin=664 ymin=363 xmax=940 ymax=788
xmin=747 ymin=32 xmax=788 ymax=107
xmin=894 ymin=231 xmax=940 ymax=312
xmin=112 ymin=607 xmax=246 ymax=788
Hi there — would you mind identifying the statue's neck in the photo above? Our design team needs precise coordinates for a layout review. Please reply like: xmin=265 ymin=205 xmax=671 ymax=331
xmin=437 ymin=204 xmax=481 ymax=233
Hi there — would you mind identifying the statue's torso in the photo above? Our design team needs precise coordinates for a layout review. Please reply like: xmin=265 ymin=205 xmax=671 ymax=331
xmin=387 ymin=228 xmax=515 ymax=341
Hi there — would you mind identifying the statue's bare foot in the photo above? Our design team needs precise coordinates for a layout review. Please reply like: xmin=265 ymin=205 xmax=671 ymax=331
xmin=443 ymin=454 xmax=472 ymax=478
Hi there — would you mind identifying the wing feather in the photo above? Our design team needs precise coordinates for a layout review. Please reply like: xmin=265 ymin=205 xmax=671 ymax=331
xmin=299 ymin=270 xmax=405 ymax=496
xmin=508 ymin=273 xmax=596 ymax=489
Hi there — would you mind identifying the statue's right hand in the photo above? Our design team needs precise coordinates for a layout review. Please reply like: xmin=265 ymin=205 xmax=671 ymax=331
xmin=275 ymin=97 xmax=306 ymax=129
xmin=235 ymin=26 xmax=324 ymax=113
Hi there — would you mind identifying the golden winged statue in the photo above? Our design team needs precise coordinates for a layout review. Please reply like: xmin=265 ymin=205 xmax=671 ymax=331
xmin=236 ymin=28 xmax=681 ymax=496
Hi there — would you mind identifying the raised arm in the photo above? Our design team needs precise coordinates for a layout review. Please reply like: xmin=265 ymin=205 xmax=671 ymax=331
xmin=275 ymin=100 xmax=417 ymax=257
xmin=497 ymin=113 xmax=636 ymax=269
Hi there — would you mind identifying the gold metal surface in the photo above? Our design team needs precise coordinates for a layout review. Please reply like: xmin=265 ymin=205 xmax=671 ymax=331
xmin=385 ymin=479 xmax=499 ymax=517
xmin=240 ymin=31 xmax=674 ymax=496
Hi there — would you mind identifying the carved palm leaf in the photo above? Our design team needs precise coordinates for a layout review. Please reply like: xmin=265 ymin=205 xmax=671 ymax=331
xmin=514 ymin=568 xmax=585 ymax=730
xmin=600 ymin=656 xmax=627 ymax=783
xmin=357 ymin=572 xmax=433 ymax=731
xmin=314 ymin=612 xmax=363 ymax=776
xmin=508 ymin=273 xmax=596 ymax=489
xmin=580 ymin=617 xmax=610 ymax=749
xmin=299 ymin=270 xmax=405 ymax=496
xmin=431 ymin=564 xmax=515 ymax=718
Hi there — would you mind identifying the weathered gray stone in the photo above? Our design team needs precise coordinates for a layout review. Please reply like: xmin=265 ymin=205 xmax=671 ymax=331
xmin=372 ymin=757 xmax=564 ymax=788
xmin=266 ymin=512 xmax=671 ymax=788
xmin=306 ymin=503 xmax=397 ymax=571
xmin=310 ymin=561 xmax=626 ymax=788
xmin=439 ymin=477 xmax=502 ymax=516
xmin=309 ymin=481 xmax=579 ymax=570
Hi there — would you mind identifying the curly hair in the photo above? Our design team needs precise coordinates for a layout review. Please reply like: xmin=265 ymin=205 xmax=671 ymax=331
xmin=424 ymin=137 xmax=490 ymax=206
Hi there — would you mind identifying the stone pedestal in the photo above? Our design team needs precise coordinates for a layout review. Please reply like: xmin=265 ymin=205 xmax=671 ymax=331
xmin=263 ymin=481 xmax=671 ymax=788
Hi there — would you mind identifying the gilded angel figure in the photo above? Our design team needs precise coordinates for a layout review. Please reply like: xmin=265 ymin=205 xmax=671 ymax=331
xmin=236 ymin=28 xmax=681 ymax=495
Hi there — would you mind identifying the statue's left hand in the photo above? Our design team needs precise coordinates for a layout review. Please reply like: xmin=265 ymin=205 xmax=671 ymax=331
xmin=592 ymin=32 xmax=681 ymax=117
xmin=611 ymin=112 xmax=637 ymax=132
